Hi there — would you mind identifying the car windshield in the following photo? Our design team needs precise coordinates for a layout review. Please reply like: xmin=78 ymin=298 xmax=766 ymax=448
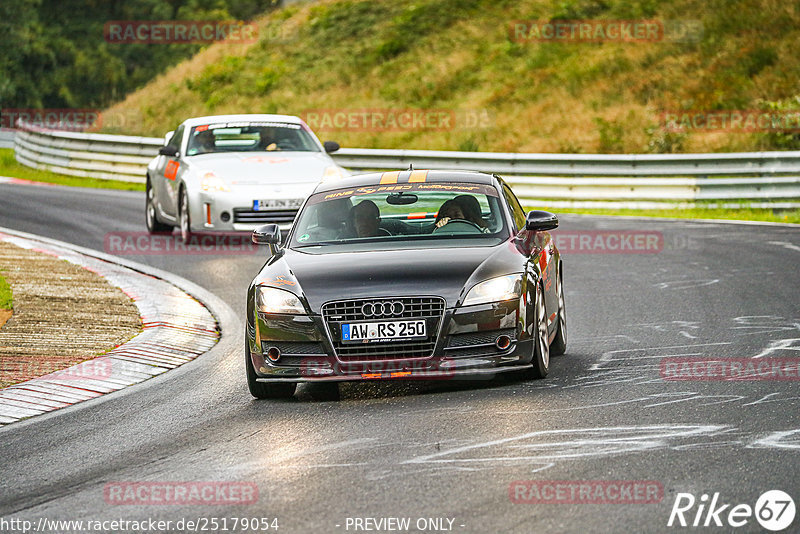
xmin=289 ymin=182 xmax=509 ymax=251
xmin=186 ymin=121 xmax=320 ymax=155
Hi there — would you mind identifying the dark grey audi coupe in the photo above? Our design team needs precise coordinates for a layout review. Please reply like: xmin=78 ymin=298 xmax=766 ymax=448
xmin=245 ymin=170 xmax=566 ymax=398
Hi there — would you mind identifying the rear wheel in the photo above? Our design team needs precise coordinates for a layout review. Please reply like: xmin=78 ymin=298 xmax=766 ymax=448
xmin=245 ymin=343 xmax=296 ymax=399
xmin=551 ymin=266 xmax=567 ymax=356
xmin=145 ymin=178 xmax=171 ymax=233
xmin=524 ymin=281 xmax=550 ymax=379
xmin=179 ymin=187 xmax=192 ymax=243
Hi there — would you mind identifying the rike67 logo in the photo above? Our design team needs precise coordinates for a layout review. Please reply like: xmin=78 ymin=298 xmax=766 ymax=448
xmin=668 ymin=490 xmax=795 ymax=531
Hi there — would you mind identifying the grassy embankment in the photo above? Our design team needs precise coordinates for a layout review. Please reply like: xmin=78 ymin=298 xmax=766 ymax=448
xmin=0 ymin=271 xmax=12 ymax=329
xmin=0 ymin=149 xmax=143 ymax=190
xmin=9 ymin=0 xmax=798 ymax=221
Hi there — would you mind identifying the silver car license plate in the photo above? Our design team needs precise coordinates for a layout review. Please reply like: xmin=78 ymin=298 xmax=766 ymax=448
xmin=253 ymin=198 xmax=302 ymax=211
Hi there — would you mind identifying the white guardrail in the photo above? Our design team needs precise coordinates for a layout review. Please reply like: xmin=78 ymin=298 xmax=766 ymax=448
xmin=11 ymin=122 xmax=800 ymax=208
xmin=0 ymin=129 xmax=16 ymax=149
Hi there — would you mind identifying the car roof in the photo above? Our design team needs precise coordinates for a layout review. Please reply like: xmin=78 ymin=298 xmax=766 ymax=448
xmin=180 ymin=114 xmax=306 ymax=127
xmin=312 ymin=170 xmax=499 ymax=193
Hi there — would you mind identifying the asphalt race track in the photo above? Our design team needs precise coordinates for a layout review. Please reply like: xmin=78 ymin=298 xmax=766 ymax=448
xmin=1 ymin=181 xmax=798 ymax=533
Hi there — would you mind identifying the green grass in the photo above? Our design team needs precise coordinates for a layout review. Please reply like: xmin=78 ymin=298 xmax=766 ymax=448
xmin=0 ymin=272 xmax=12 ymax=310
xmin=529 ymin=206 xmax=800 ymax=224
xmin=0 ymin=149 xmax=144 ymax=191
xmin=103 ymin=0 xmax=800 ymax=154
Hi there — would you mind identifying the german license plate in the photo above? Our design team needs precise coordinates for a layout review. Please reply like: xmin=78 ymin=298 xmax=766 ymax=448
xmin=341 ymin=320 xmax=426 ymax=344
xmin=253 ymin=198 xmax=302 ymax=211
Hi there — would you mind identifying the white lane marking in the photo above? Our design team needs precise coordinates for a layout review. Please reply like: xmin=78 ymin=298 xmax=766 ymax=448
xmin=752 ymin=338 xmax=800 ymax=358
xmin=655 ymin=279 xmax=719 ymax=290
xmin=401 ymin=425 xmax=726 ymax=465
xmin=742 ymin=393 xmax=800 ymax=406
xmin=589 ymin=342 xmax=732 ymax=371
xmin=749 ymin=429 xmax=800 ymax=450
xmin=768 ymin=240 xmax=800 ymax=252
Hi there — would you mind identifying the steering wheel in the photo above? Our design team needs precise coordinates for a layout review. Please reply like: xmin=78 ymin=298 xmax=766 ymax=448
xmin=432 ymin=218 xmax=484 ymax=234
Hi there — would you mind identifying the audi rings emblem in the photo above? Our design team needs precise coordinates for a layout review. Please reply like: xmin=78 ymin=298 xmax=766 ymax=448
xmin=361 ymin=301 xmax=405 ymax=317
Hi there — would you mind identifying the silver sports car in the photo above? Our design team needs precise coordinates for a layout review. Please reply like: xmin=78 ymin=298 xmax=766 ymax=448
xmin=145 ymin=114 xmax=348 ymax=240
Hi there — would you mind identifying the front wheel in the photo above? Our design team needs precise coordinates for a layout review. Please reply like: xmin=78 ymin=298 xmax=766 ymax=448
xmin=245 ymin=344 xmax=297 ymax=399
xmin=145 ymin=178 xmax=171 ymax=233
xmin=550 ymin=266 xmax=567 ymax=356
xmin=179 ymin=187 xmax=192 ymax=243
xmin=524 ymin=281 xmax=550 ymax=379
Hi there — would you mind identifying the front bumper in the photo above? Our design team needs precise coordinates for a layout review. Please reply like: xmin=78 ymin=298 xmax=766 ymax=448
xmin=190 ymin=190 xmax=305 ymax=232
xmin=249 ymin=299 xmax=532 ymax=383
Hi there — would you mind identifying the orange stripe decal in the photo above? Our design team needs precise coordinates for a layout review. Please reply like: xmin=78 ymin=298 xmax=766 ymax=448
xmin=408 ymin=170 xmax=428 ymax=183
xmin=380 ymin=171 xmax=400 ymax=184
xmin=407 ymin=212 xmax=428 ymax=219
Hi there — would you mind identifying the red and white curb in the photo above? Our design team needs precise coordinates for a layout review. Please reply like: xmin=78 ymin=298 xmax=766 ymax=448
xmin=0 ymin=232 xmax=219 ymax=425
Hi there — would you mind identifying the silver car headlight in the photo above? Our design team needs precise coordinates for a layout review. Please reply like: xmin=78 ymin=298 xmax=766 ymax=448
xmin=200 ymin=172 xmax=230 ymax=192
xmin=321 ymin=165 xmax=345 ymax=181
xmin=256 ymin=286 xmax=305 ymax=314
xmin=462 ymin=274 xmax=521 ymax=306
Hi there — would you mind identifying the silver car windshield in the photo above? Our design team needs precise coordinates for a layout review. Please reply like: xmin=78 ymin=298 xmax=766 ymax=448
xmin=186 ymin=121 xmax=320 ymax=155
xmin=291 ymin=182 xmax=509 ymax=250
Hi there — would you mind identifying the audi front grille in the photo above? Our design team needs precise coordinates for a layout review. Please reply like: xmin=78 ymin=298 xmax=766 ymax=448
xmin=322 ymin=297 xmax=445 ymax=361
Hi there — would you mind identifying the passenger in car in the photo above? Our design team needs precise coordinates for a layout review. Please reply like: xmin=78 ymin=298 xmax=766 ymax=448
xmin=350 ymin=200 xmax=391 ymax=237
xmin=316 ymin=198 xmax=352 ymax=239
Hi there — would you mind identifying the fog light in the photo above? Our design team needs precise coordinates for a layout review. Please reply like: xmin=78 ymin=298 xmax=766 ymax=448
xmin=266 ymin=347 xmax=281 ymax=362
xmin=495 ymin=335 xmax=512 ymax=351
xmin=221 ymin=211 xmax=230 ymax=222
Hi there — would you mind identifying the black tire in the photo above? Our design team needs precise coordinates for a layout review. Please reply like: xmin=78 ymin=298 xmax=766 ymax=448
xmin=550 ymin=266 xmax=567 ymax=356
xmin=524 ymin=281 xmax=550 ymax=379
xmin=179 ymin=187 xmax=192 ymax=243
xmin=245 ymin=343 xmax=296 ymax=399
xmin=145 ymin=178 xmax=171 ymax=233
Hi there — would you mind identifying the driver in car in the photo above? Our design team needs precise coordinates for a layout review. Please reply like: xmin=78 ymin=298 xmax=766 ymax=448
xmin=434 ymin=199 xmax=466 ymax=228
xmin=351 ymin=200 xmax=390 ymax=237
xmin=257 ymin=127 xmax=279 ymax=151
xmin=192 ymin=129 xmax=217 ymax=154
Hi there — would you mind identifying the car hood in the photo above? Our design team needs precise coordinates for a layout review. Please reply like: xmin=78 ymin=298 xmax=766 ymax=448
xmin=186 ymin=151 xmax=337 ymax=186
xmin=253 ymin=243 xmax=525 ymax=312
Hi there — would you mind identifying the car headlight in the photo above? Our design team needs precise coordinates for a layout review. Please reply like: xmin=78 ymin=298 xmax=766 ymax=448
xmin=200 ymin=172 xmax=230 ymax=192
xmin=462 ymin=274 xmax=521 ymax=306
xmin=256 ymin=286 xmax=305 ymax=314
xmin=321 ymin=165 xmax=345 ymax=181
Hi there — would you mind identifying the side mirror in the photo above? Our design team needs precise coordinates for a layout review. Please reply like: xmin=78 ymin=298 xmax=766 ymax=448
xmin=323 ymin=141 xmax=340 ymax=153
xmin=252 ymin=224 xmax=281 ymax=246
xmin=158 ymin=145 xmax=179 ymax=157
xmin=525 ymin=210 xmax=558 ymax=231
